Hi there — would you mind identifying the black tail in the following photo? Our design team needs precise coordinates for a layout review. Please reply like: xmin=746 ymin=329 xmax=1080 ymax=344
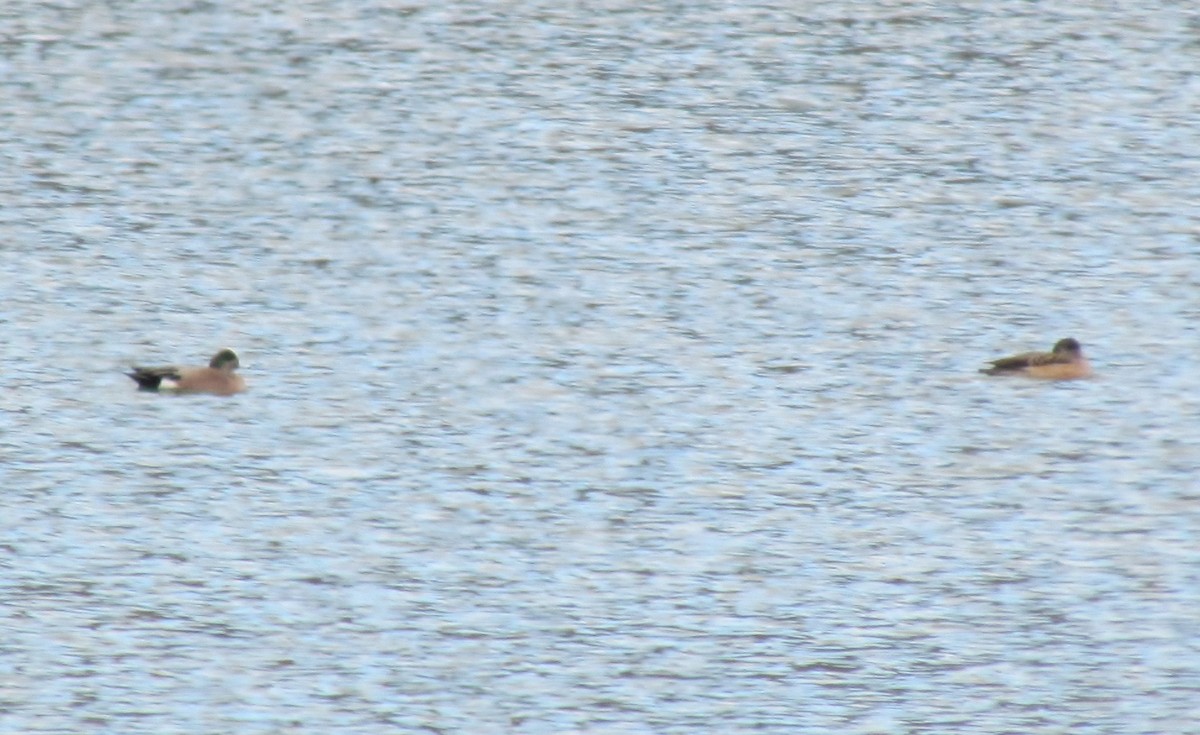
xmin=127 ymin=367 xmax=178 ymax=391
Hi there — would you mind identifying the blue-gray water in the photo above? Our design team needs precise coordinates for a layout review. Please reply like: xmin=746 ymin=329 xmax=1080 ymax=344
xmin=2 ymin=1 xmax=1199 ymax=733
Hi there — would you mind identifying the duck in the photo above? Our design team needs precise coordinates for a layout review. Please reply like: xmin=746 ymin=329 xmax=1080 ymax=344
xmin=127 ymin=348 xmax=247 ymax=395
xmin=980 ymin=338 xmax=1091 ymax=380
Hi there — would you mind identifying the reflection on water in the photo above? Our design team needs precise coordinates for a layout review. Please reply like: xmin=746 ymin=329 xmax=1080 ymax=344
xmin=2 ymin=1 xmax=1199 ymax=733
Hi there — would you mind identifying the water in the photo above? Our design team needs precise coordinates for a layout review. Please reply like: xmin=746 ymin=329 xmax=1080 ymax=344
xmin=2 ymin=1 xmax=1199 ymax=733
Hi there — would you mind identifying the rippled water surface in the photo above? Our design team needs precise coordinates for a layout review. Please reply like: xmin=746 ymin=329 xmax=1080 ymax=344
xmin=3 ymin=1 xmax=1199 ymax=733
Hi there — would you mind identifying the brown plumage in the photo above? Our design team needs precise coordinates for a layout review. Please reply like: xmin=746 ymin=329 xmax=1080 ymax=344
xmin=980 ymin=338 xmax=1092 ymax=380
xmin=127 ymin=348 xmax=246 ymax=396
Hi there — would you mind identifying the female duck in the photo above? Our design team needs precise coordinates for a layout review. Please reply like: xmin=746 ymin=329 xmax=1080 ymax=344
xmin=980 ymin=338 xmax=1092 ymax=380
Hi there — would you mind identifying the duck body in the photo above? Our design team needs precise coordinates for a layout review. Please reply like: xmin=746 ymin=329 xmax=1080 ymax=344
xmin=981 ymin=338 xmax=1092 ymax=380
xmin=128 ymin=348 xmax=246 ymax=396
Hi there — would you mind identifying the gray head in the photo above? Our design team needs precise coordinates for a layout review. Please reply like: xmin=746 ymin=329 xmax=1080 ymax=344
xmin=209 ymin=348 xmax=240 ymax=370
xmin=1052 ymin=338 xmax=1082 ymax=356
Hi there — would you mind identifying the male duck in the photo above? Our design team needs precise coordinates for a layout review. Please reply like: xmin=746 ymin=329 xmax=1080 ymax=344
xmin=127 ymin=348 xmax=246 ymax=395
